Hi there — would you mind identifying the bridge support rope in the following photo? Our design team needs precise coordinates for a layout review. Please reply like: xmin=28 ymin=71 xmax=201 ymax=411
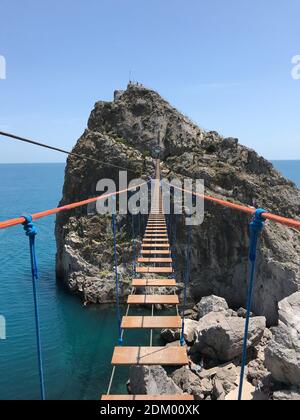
xmin=112 ymin=201 xmax=123 ymax=346
xmin=22 ymin=215 xmax=46 ymax=400
xmin=180 ymin=224 xmax=192 ymax=346
xmin=238 ymin=209 xmax=265 ymax=400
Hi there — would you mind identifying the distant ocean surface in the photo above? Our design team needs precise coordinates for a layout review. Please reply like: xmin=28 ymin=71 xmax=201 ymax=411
xmin=0 ymin=160 xmax=299 ymax=400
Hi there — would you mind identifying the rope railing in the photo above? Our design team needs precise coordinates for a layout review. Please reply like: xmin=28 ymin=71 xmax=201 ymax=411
xmin=163 ymin=182 xmax=300 ymax=230
xmin=0 ymin=182 xmax=147 ymax=230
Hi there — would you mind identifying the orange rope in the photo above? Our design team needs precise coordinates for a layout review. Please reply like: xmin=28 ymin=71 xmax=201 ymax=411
xmin=169 ymin=183 xmax=300 ymax=230
xmin=1 ymin=180 xmax=299 ymax=231
xmin=0 ymin=182 xmax=146 ymax=230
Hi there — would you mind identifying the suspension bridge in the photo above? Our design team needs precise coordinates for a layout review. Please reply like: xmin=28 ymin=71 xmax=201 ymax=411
xmin=0 ymin=130 xmax=300 ymax=401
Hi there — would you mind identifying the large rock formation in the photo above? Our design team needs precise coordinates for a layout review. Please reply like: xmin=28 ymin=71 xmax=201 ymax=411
xmin=129 ymin=365 xmax=182 ymax=395
xmin=195 ymin=295 xmax=229 ymax=319
xmin=265 ymin=292 xmax=300 ymax=385
xmin=55 ymin=83 xmax=300 ymax=324
xmin=191 ymin=311 xmax=266 ymax=362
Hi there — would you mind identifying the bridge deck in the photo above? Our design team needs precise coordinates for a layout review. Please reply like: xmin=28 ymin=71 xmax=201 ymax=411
xmin=121 ymin=315 xmax=181 ymax=329
xmin=132 ymin=278 xmax=176 ymax=287
xmin=137 ymin=257 xmax=172 ymax=263
xmin=135 ymin=266 xmax=173 ymax=273
xmin=141 ymin=250 xmax=170 ymax=254
xmin=102 ymin=168 xmax=192 ymax=400
xmin=127 ymin=294 xmax=179 ymax=305
xmin=142 ymin=244 xmax=170 ymax=248
xmin=112 ymin=346 xmax=189 ymax=366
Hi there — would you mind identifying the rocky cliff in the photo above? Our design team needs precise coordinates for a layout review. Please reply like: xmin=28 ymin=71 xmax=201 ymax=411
xmin=55 ymin=83 xmax=300 ymax=325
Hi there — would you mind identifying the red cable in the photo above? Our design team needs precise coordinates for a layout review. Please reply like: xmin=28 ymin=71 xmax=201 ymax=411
xmin=0 ymin=182 xmax=146 ymax=230
xmin=170 ymin=184 xmax=300 ymax=230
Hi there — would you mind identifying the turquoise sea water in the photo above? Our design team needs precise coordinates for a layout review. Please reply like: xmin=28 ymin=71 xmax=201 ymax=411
xmin=0 ymin=161 xmax=299 ymax=400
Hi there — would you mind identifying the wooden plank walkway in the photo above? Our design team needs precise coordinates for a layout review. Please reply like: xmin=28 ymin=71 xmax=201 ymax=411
xmin=112 ymin=346 xmax=189 ymax=366
xmin=143 ymin=237 xmax=169 ymax=241
xmin=132 ymin=278 xmax=177 ymax=287
xmin=144 ymin=234 xmax=168 ymax=237
xmin=102 ymin=162 xmax=193 ymax=400
xmin=121 ymin=315 xmax=181 ymax=329
xmin=137 ymin=257 xmax=172 ymax=263
xmin=135 ymin=267 xmax=173 ymax=274
xmin=127 ymin=294 xmax=179 ymax=305
xmin=141 ymin=243 xmax=170 ymax=248
xmin=141 ymin=250 xmax=170 ymax=255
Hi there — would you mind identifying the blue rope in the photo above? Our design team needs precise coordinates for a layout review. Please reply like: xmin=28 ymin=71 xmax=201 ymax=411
xmin=180 ymin=224 xmax=192 ymax=346
xmin=172 ymin=215 xmax=177 ymax=273
xmin=131 ymin=212 xmax=136 ymax=276
xmin=111 ymin=203 xmax=123 ymax=346
xmin=22 ymin=215 xmax=46 ymax=400
xmin=138 ymin=212 xmax=141 ymax=240
xmin=238 ymin=208 xmax=265 ymax=400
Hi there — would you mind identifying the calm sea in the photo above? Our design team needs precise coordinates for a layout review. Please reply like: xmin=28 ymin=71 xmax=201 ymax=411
xmin=0 ymin=161 xmax=299 ymax=400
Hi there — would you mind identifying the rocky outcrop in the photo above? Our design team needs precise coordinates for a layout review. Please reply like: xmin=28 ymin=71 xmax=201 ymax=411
xmin=273 ymin=389 xmax=300 ymax=400
xmin=55 ymin=83 xmax=300 ymax=325
xmin=171 ymin=366 xmax=212 ymax=400
xmin=265 ymin=292 xmax=300 ymax=385
xmin=195 ymin=295 xmax=229 ymax=319
xmin=129 ymin=365 xmax=182 ymax=395
xmin=124 ymin=295 xmax=286 ymax=399
xmin=191 ymin=311 xmax=266 ymax=362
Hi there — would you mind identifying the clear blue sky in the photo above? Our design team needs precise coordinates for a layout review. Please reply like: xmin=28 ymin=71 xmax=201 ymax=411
xmin=0 ymin=0 xmax=299 ymax=163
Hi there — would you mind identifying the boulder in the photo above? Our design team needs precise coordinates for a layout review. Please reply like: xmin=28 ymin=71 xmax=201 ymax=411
xmin=160 ymin=328 xmax=180 ymax=343
xmin=273 ymin=389 xmax=300 ymax=400
xmin=237 ymin=307 xmax=254 ymax=318
xmin=171 ymin=366 xmax=212 ymax=400
xmin=265 ymin=292 xmax=300 ymax=385
xmin=198 ymin=363 xmax=240 ymax=400
xmin=161 ymin=319 xmax=198 ymax=344
xmin=191 ymin=311 xmax=266 ymax=361
xmin=225 ymin=380 xmax=255 ymax=401
xmin=129 ymin=365 xmax=182 ymax=395
xmin=194 ymin=295 xmax=228 ymax=319
xmin=182 ymin=319 xmax=199 ymax=343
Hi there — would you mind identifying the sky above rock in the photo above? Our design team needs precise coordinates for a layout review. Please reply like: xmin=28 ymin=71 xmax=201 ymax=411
xmin=0 ymin=0 xmax=299 ymax=162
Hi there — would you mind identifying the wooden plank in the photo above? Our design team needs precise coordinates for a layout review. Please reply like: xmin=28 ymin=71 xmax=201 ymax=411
xmin=132 ymin=278 xmax=176 ymax=287
xmin=146 ymin=229 xmax=166 ymax=231
xmin=141 ymin=250 xmax=170 ymax=255
xmin=136 ymin=267 xmax=173 ymax=273
xmin=146 ymin=227 xmax=167 ymax=230
xmin=101 ymin=395 xmax=194 ymax=400
xmin=147 ymin=222 xmax=165 ymax=224
xmin=127 ymin=295 xmax=179 ymax=304
xmin=144 ymin=233 xmax=168 ymax=236
xmin=137 ymin=257 xmax=172 ymax=263
xmin=142 ymin=244 xmax=170 ymax=248
xmin=146 ymin=227 xmax=166 ymax=229
xmin=112 ymin=346 xmax=189 ymax=366
xmin=143 ymin=239 xmax=169 ymax=242
xmin=146 ymin=227 xmax=168 ymax=233
xmin=144 ymin=232 xmax=168 ymax=238
xmin=121 ymin=315 xmax=181 ymax=329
